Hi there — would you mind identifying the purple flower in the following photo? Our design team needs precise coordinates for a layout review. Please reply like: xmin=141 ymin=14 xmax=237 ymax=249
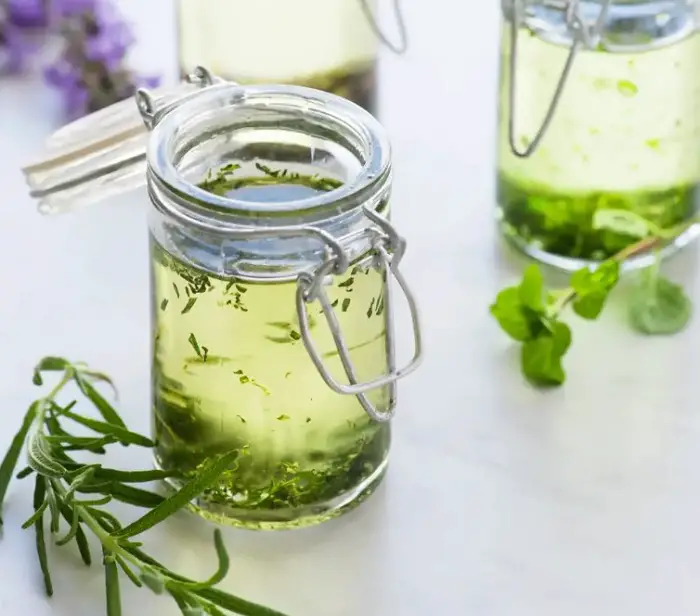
xmin=44 ymin=0 xmax=160 ymax=119
xmin=0 ymin=2 xmax=31 ymax=74
xmin=7 ymin=0 xmax=50 ymax=28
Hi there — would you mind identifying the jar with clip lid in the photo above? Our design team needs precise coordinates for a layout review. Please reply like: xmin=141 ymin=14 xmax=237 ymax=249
xmin=22 ymin=67 xmax=423 ymax=530
xmin=497 ymin=0 xmax=700 ymax=270
xmin=175 ymin=0 xmax=408 ymax=116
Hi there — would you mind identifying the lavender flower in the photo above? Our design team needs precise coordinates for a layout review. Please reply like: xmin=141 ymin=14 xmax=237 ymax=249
xmin=0 ymin=1 xmax=31 ymax=74
xmin=44 ymin=0 xmax=159 ymax=119
xmin=7 ymin=0 xmax=51 ymax=28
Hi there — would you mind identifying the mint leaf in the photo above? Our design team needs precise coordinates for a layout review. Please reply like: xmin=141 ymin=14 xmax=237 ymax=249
xmin=520 ymin=321 xmax=571 ymax=386
xmin=518 ymin=264 xmax=545 ymax=311
xmin=570 ymin=261 xmax=620 ymax=319
xmin=628 ymin=274 xmax=691 ymax=335
xmin=592 ymin=209 xmax=655 ymax=239
xmin=489 ymin=287 xmax=535 ymax=342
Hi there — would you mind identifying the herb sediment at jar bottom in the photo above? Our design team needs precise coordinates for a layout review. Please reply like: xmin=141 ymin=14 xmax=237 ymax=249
xmin=150 ymin=166 xmax=391 ymax=529
xmin=497 ymin=26 xmax=700 ymax=263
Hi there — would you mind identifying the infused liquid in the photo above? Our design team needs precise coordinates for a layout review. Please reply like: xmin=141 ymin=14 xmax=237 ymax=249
xmin=497 ymin=14 xmax=700 ymax=267
xmin=176 ymin=0 xmax=378 ymax=113
xmin=151 ymin=166 xmax=391 ymax=529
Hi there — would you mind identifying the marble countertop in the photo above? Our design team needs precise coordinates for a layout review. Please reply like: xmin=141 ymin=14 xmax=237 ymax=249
xmin=2 ymin=1 xmax=700 ymax=615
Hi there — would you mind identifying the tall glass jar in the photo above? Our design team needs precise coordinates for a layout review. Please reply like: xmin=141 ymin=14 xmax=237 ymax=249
xmin=175 ymin=0 xmax=390 ymax=115
xmin=497 ymin=0 xmax=700 ymax=270
xmin=21 ymin=68 xmax=422 ymax=530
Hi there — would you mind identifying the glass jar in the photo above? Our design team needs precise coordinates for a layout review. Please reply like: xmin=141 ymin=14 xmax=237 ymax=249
xmin=175 ymin=0 xmax=408 ymax=116
xmin=497 ymin=0 xmax=700 ymax=270
xmin=21 ymin=67 xmax=423 ymax=530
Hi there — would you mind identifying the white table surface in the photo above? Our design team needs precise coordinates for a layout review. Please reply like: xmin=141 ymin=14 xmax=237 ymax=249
xmin=3 ymin=2 xmax=700 ymax=615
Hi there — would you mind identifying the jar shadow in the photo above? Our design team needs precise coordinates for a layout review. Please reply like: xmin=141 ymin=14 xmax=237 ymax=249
xmin=147 ymin=483 xmax=391 ymax=615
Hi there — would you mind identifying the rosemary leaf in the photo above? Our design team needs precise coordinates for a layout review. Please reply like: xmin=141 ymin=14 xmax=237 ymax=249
xmin=114 ymin=450 xmax=240 ymax=539
xmin=75 ymin=376 xmax=126 ymax=428
xmin=0 ymin=401 xmax=39 ymax=521
xmin=182 ymin=530 xmax=229 ymax=590
xmin=28 ymin=433 xmax=66 ymax=479
xmin=78 ymin=482 xmax=165 ymax=508
xmin=59 ymin=409 xmax=154 ymax=447
xmin=16 ymin=466 xmax=34 ymax=479
xmin=104 ymin=550 xmax=122 ymax=616
xmin=32 ymin=476 xmax=53 ymax=596
xmin=59 ymin=502 xmax=92 ymax=565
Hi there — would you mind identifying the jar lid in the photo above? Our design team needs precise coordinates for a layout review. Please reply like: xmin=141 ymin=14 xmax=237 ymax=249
xmin=21 ymin=68 xmax=224 ymax=214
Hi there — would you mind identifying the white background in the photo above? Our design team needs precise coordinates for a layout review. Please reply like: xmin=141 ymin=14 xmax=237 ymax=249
xmin=2 ymin=1 xmax=700 ymax=615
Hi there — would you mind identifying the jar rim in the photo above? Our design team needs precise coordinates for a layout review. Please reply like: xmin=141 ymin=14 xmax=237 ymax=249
xmin=147 ymin=82 xmax=391 ymax=220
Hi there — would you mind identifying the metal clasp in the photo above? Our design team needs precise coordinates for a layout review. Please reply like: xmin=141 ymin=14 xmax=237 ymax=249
xmin=506 ymin=0 xmax=613 ymax=158
xmin=358 ymin=0 xmax=408 ymax=55
xmin=137 ymin=68 xmax=422 ymax=423
xmin=296 ymin=207 xmax=422 ymax=423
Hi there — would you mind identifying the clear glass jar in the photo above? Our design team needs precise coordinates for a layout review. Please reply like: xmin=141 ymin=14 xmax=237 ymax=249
xmin=21 ymin=68 xmax=422 ymax=530
xmin=176 ymin=0 xmax=381 ymax=114
xmin=497 ymin=0 xmax=700 ymax=270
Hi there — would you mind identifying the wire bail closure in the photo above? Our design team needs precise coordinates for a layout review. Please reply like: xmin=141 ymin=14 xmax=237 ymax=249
xmin=506 ymin=0 xmax=613 ymax=158
xmin=137 ymin=67 xmax=423 ymax=423
xmin=295 ymin=207 xmax=422 ymax=423
xmin=358 ymin=0 xmax=408 ymax=55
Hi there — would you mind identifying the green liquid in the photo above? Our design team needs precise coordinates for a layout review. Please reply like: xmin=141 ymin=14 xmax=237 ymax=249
xmin=151 ymin=169 xmax=391 ymax=529
xmin=497 ymin=26 xmax=700 ymax=264
xmin=181 ymin=62 xmax=377 ymax=115
xmin=498 ymin=177 xmax=696 ymax=261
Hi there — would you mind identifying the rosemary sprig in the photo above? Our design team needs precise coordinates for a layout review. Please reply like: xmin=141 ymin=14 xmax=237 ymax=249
xmin=491 ymin=211 xmax=696 ymax=386
xmin=0 ymin=357 xmax=289 ymax=616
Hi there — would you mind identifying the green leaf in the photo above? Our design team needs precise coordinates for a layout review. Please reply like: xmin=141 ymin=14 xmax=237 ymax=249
xmin=16 ymin=466 xmax=34 ymax=479
xmin=104 ymin=550 xmax=123 ymax=616
xmin=35 ymin=357 xmax=70 ymax=373
xmin=0 ymin=401 xmax=39 ymax=520
xmin=114 ymin=449 xmax=241 ymax=539
xmin=32 ymin=476 xmax=53 ymax=597
xmin=116 ymin=557 xmax=142 ymax=587
xmin=629 ymin=275 xmax=692 ymax=335
xmin=90 ymin=467 xmax=177 ymax=483
xmin=78 ymin=482 xmax=165 ymax=508
xmin=489 ymin=288 xmax=535 ymax=342
xmin=59 ymin=409 xmax=154 ymax=447
xmin=521 ymin=322 xmax=571 ymax=386
xmin=75 ymin=376 xmax=126 ymax=428
xmin=58 ymin=502 xmax=91 ymax=565
xmin=28 ymin=432 xmax=67 ymax=479
xmin=518 ymin=264 xmax=545 ymax=311
xmin=46 ymin=435 xmax=118 ymax=448
xmin=196 ymin=588 xmax=290 ymax=616
xmin=184 ymin=530 xmax=230 ymax=590
xmin=570 ymin=261 xmax=620 ymax=319
xmin=140 ymin=568 xmax=166 ymax=594
xmin=592 ymin=209 xmax=654 ymax=239
xmin=55 ymin=506 xmax=80 ymax=546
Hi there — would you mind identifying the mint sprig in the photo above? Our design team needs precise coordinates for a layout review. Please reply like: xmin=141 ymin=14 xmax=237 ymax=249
xmin=491 ymin=212 xmax=698 ymax=386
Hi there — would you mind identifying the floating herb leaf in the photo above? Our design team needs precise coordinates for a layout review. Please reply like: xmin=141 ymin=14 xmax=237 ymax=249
xmin=628 ymin=254 xmax=691 ymax=335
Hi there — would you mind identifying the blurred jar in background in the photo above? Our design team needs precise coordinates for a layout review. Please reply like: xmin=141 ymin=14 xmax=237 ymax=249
xmin=176 ymin=0 xmax=384 ymax=115
xmin=496 ymin=0 xmax=700 ymax=271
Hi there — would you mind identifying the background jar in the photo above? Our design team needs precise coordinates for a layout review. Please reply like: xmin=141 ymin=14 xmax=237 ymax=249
xmin=176 ymin=0 xmax=381 ymax=115
xmin=144 ymin=74 xmax=421 ymax=529
xmin=496 ymin=0 xmax=700 ymax=271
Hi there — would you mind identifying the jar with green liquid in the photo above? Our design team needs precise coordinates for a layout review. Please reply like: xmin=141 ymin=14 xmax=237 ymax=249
xmin=176 ymin=0 xmax=408 ymax=116
xmin=497 ymin=0 xmax=700 ymax=270
xmin=22 ymin=68 xmax=423 ymax=529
